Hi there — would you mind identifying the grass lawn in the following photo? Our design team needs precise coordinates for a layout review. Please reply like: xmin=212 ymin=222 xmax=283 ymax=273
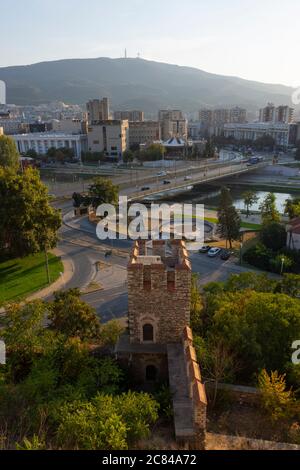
xmin=0 ymin=252 xmax=63 ymax=306
xmin=205 ymin=217 xmax=261 ymax=231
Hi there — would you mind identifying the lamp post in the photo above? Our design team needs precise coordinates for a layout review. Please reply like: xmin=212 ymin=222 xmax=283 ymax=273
xmin=280 ymin=257 xmax=285 ymax=276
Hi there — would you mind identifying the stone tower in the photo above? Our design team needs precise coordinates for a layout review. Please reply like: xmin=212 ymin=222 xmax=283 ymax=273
xmin=116 ymin=239 xmax=191 ymax=383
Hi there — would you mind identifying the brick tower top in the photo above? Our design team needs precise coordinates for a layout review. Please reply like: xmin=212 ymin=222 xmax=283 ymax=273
xmin=127 ymin=240 xmax=192 ymax=344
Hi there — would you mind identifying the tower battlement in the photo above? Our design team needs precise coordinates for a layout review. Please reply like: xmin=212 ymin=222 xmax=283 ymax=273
xmin=127 ymin=240 xmax=191 ymax=344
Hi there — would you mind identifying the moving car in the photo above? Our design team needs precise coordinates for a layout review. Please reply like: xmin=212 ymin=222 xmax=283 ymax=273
xmin=156 ymin=171 xmax=167 ymax=177
xmin=220 ymin=249 xmax=231 ymax=261
xmin=184 ymin=176 xmax=192 ymax=181
xmin=141 ymin=186 xmax=150 ymax=191
xmin=207 ymin=247 xmax=222 ymax=258
xmin=199 ymin=245 xmax=211 ymax=253
xmin=163 ymin=180 xmax=171 ymax=185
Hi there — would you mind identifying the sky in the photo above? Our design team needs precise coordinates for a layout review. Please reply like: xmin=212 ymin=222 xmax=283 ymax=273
xmin=0 ymin=0 xmax=299 ymax=87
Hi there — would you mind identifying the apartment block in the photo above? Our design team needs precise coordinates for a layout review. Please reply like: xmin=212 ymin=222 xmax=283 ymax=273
xmin=114 ymin=110 xmax=144 ymax=122
xmin=86 ymin=98 xmax=110 ymax=123
xmin=87 ymin=120 xmax=129 ymax=158
xmin=159 ymin=110 xmax=187 ymax=140
xmin=259 ymin=103 xmax=294 ymax=124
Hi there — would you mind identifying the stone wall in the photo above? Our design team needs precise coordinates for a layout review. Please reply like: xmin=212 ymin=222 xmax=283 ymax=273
xmin=127 ymin=240 xmax=191 ymax=344
xmin=182 ymin=327 xmax=207 ymax=441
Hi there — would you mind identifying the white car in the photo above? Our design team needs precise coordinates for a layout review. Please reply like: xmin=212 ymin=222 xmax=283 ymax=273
xmin=156 ymin=171 xmax=167 ymax=177
xmin=207 ymin=247 xmax=222 ymax=258
xmin=184 ymin=176 xmax=192 ymax=181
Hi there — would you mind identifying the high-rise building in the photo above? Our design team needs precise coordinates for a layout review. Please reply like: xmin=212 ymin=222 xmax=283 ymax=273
xmin=86 ymin=98 xmax=110 ymax=123
xmin=259 ymin=103 xmax=294 ymax=124
xmin=114 ymin=110 xmax=144 ymax=122
xmin=158 ymin=110 xmax=187 ymax=140
xmin=259 ymin=103 xmax=276 ymax=123
xmin=229 ymin=107 xmax=247 ymax=124
xmin=276 ymin=105 xmax=294 ymax=124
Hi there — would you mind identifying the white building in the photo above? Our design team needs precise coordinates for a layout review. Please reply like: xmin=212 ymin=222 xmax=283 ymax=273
xmin=223 ymin=122 xmax=297 ymax=148
xmin=12 ymin=132 xmax=88 ymax=159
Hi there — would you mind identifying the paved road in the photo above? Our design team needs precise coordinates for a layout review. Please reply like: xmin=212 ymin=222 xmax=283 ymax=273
xmin=52 ymin=201 xmax=129 ymax=320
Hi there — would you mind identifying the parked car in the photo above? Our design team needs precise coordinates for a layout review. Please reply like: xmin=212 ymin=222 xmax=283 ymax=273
xmin=163 ymin=180 xmax=171 ymax=185
xmin=220 ymin=249 xmax=231 ymax=261
xmin=199 ymin=245 xmax=211 ymax=253
xmin=207 ymin=247 xmax=222 ymax=258
xmin=141 ymin=186 xmax=150 ymax=191
xmin=156 ymin=171 xmax=167 ymax=177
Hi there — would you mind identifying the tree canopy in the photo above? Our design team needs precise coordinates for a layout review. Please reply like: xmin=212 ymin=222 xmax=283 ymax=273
xmin=217 ymin=187 xmax=241 ymax=248
xmin=0 ymin=135 xmax=20 ymax=170
xmin=0 ymin=167 xmax=61 ymax=258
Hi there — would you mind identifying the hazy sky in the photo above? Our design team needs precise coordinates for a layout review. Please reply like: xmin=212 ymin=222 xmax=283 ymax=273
xmin=1 ymin=0 xmax=299 ymax=87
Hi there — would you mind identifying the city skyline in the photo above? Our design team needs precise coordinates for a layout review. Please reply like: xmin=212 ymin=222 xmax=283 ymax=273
xmin=0 ymin=0 xmax=299 ymax=88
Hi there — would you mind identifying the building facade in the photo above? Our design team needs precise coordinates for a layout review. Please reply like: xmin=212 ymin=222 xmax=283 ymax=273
xmin=50 ymin=118 xmax=88 ymax=134
xmin=223 ymin=122 xmax=299 ymax=147
xmin=86 ymin=98 xmax=110 ymax=123
xmin=128 ymin=121 xmax=161 ymax=147
xmin=259 ymin=103 xmax=294 ymax=124
xmin=159 ymin=110 xmax=188 ymax=140
xmin=87 ymin=120 xmax=129 ymax=158
xmin=114 ymin=110 xmax=144 ymax=122
xmin=12 ymin=132 xmax=87 ymax=159
xmin=199 ymin=107 xmax=247 ymax=136
xmin=115 ymin=239 xmax=207 ymax=448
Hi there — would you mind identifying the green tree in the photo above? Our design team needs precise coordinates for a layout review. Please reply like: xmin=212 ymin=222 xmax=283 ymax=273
xmin=206 ymin=290 xmax=300 ymax=374
xmin=122 ymin=149 xmax=134 ymax=163
xmin=88 ymin=177 xmax=119 ymax=209
xmin=225 ymin=272 xmax=276 ymax=293
xmin=138 ymin=144 xmax=164 ymax=162
xmin=217 ymin=187 xmax=241 ymax=248
xmin=242 ymin=191 xmax=259 ymax=217
xmin=0 ymin=135 xmax=20 ymax=170
xmin=54 ymin=392 xmax=159 ymax=450
xmin=48 ymin=289 xmax=101 ymax=340
xmin=285 ymin=198 xmax=300 ymax=220
xmin=258 ymin=369 xmax=294 ymax=422
xmin=0 ymin=167 xmax=61 ymax=258
xmin=259 ymin=192 xmax=280 ymax=225
xmin=260 ymin=222 xmax=287 ymax=251
xmin=278 ymin=274 xmax=300 ymax=298
xmin=0 ymin=301 xmax=53 ymax=381
xmin=202 ymin=139 xmax=216 ymax=159
xmin=190 ymin=274 xmax=203 ymax=334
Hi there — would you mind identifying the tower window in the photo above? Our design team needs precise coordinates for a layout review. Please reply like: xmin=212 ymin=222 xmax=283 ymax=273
xmin=143 ymin=324 xmax=154 ymax=342
xmin=146 ymin=365 xmax=157 ymax=382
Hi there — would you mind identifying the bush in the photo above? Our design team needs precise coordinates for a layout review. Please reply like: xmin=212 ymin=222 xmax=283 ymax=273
xmin=260 ymin=222 xmax=287 ymax=251
xmin=258 ymin=369 xmax=295 ymax=422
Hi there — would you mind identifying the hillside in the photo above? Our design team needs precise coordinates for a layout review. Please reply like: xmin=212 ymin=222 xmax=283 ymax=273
xmin=0 ymin=57 xmax=296 ymax=113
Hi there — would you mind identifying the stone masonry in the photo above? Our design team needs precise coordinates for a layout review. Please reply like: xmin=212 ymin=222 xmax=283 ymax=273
xmin=115 ymin=240 xmax=207 ymax=448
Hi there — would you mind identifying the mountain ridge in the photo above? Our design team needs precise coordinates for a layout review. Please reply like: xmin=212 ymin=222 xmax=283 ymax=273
xmin=0 ymin=57 xmax=296 ymax=113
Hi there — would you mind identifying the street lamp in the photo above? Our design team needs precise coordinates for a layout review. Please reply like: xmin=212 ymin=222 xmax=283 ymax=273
xmin=280 ymin=257 xmax=285 ymax=276
xmin=240 ymin=242 xmax=243 ymax=266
